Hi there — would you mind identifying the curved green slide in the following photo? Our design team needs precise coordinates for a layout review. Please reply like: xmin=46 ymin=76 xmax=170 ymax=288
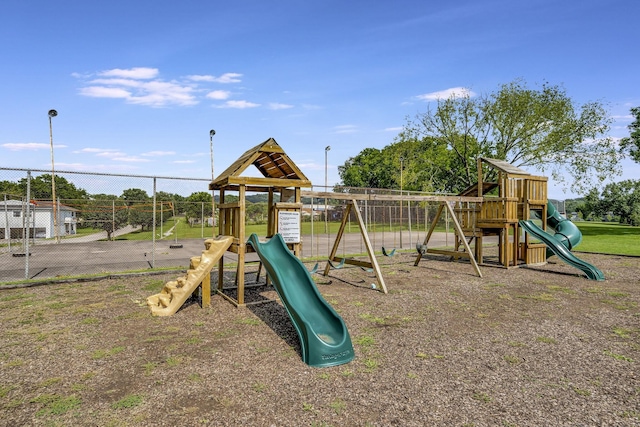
xmin=519 ymin=219 xmax=604 ymax=281
xmin=247 ymin=233 xmax=355 ymax=367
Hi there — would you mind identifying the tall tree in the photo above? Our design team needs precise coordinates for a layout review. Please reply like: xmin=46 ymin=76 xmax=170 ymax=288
xmin=342 ymin=80 xmax=619 ymax=194
xmin=620 ymin=106 xmax=640 ymax=163
xmin=17 ymin=174 xmax=89 ymax=201
xmin=338 ymin=148 xmax=394 ymax=189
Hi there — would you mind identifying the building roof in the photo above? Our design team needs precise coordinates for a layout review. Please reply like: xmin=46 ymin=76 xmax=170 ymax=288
xmin=0 ymin=200 xmax=79 ymax=212
xmin=210 ymin=138 xmax=312 ymax=190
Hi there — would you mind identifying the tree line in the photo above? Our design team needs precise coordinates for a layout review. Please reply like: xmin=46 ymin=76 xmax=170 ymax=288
xmin=338 ymin=79 xmax=640 ymax=225
xmin=0 ymin=176 xmax=272 ymax=239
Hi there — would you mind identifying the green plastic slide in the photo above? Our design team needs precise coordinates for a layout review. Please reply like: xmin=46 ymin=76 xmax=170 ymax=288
xmin=247 ymin=233 xmax=355 ymax=367
xmin=519 ymin=220 xmax=605 ymax=281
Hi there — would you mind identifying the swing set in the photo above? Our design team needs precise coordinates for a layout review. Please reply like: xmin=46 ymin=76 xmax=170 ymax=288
xmin=301 ymin=189 xmax=484 ymax=293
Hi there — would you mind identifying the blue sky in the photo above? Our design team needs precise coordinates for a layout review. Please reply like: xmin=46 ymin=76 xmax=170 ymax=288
xmin=1 ymin=0 xmax=638 ymax=199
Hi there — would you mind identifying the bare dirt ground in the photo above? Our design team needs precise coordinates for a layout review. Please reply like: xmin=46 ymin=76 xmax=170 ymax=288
xmin=1 ymin=250 xmax=639 ymax=426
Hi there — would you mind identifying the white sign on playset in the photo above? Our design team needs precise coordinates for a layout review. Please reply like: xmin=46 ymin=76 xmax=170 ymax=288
xmin=278 ymin=211 xmax=300 ymax=243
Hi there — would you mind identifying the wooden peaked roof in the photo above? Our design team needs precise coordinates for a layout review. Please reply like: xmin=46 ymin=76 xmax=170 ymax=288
xmin=480 ymin=157 xmax=531 ymax=176
xmin=209 ymin=138 xmax=312 ymax=190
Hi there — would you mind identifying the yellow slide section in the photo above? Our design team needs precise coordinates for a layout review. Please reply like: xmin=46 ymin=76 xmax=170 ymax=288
xmin=147 ymin=235 xmax=233 ymax=316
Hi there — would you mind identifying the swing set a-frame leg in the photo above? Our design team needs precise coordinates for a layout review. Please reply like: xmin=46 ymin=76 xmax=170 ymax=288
xmin=414 ymin=203 xmax=444 ymax=266
xmin=322 ymin=200 xmax=388 ymax=293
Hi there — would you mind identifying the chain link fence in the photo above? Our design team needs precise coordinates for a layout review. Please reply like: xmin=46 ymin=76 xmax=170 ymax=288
xmin=1 ymin=168 xmax=460 ymax=284
xmin=1 ymin=167 xmax=214 ymax=283
xmin=302 ymin=185 xmax=460 ymax=260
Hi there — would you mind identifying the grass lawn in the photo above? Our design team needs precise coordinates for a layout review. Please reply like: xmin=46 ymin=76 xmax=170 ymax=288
xmin=576 ymin=221 xmax=640 ymax=256
xmin=114 ymin=217 xmax=638 ymax=257
xmin=117 ymin=217 xmax=369 ymax=241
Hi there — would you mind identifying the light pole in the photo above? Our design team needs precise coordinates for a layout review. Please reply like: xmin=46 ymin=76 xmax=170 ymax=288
xmin=48 ymin=109 xmax=58 ymax=243
xmin=399 ymin=156 xmax=404 ymax=248
xmin=324 ymin=146 xmax=331 ymax=234
xmin=209 ymin=130 xmax=216 ymax=236
xmin=209 ymin=130 xmax=216 ymax=181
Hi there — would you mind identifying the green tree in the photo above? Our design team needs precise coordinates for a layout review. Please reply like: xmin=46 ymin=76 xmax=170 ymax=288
xmin=246 ymin=202 xmax=268 ymax=224
xmin=338 ymin=148 xmax=393 ymax=189
xmin=121 ymin=188 xmax=153 ymax=231
xmin=353 ymin=79 xmax=619 ymax=194
xmin=184 ymin=192 xmax=213 ymax=226
xmin=0 ymin=180 xmax=22 ymax=198
xmin=17 ymin=174 xmax=89 ymax=201
xmin=593 ymin=180 xmax=640 ymax=225
xmin=620 ymin=106 xmax=640 ymax=163
xmin=80 ymin=196 xmax=129 ymax=240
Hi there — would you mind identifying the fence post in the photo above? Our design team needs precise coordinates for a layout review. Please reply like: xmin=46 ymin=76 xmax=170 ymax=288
xmin=3 ymin=194 xmax=9 ymax=252
xmin=24 ymin=171 xmax=31 ymax=279
xmin=112 ymin=200 xmax=115 ymax=241
xmin=310 ymin=196 xmax=314 ymax=258
xmin=152 ymin=177 xmax=156 ymax=268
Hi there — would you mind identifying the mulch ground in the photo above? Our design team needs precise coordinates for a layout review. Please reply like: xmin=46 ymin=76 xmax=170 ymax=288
xmin=0 ymin=250 xmax=639 ymax=426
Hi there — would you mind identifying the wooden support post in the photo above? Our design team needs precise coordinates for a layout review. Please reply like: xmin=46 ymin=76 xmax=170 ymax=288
xmin=201 ymin=273 xmax=211 ymax=308
xmin=351 ymin=200 xmax=388 ymax=294
xmin=236 ymin=184 xmax=246 ymax=306
xmin=323 ymin=200 xmax=388 ymax=294
xmin=414 ymin=203 xmax=444 ymax=266
xmin=442 ymin=202 xmax=482 ymax=277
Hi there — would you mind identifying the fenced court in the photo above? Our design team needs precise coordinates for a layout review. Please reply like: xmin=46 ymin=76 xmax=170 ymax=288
xmin=1 ymin=167 xmax=465 ymax=284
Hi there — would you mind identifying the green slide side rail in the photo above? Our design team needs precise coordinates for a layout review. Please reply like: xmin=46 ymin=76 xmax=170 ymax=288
xmin=247 ymin=233 xmax=355 ymax=367
xmin=519 ymin=220 xmax=605 ymax=281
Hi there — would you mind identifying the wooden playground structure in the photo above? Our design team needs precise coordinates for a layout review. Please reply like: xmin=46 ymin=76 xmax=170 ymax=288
xmin=148 ymin=140 xmax=564 ymax=317
xmin=206 ymin=140 xmax=552 ymax=306
xmin=209 ymin=138 xmax=311 ymax=307
xmin=414 ymin=157 xmax=549 ymax=269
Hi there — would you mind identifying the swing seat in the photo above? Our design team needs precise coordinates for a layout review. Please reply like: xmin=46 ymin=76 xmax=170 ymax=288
xmin=308 ymin=263 xmax=319 ymax=274
xmin=382 ymin=247 xmax=396 ymax=257
xmin=327 ymin=259 xmax=346 ymax=269
xmin=416 ymin=243 xmax=427 ymax=255
xmin=360 ymin=266 xmax=374 ymax=273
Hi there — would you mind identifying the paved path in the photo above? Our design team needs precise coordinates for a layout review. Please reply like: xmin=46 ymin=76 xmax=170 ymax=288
xmin=43 ymin=225 xmax=142 ymax=244
xmin=1 ymin=230 xmax=486 ymax=283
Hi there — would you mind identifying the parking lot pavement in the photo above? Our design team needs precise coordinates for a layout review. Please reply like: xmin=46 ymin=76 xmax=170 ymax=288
xmin=1 ymin=231 xmax=463 ymax=283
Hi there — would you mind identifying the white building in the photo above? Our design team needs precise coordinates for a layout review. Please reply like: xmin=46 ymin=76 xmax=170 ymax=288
xmin=0 ymin=199 xmax=78 ymax=240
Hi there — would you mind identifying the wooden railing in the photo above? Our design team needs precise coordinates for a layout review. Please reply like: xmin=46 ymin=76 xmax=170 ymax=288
xmin=478 ymin=198 xmax=519 ymax=224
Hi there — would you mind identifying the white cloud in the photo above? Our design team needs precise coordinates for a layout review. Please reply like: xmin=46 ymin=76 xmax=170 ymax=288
xmin=416 ymin=87 xmax=476 ymax=101
xmin=211 ymin=73 xmax=242 ymax=83
xmin=187 ymin=75 xmax=215 ymax=82
xmin=612 ymin=114 xmax=633 ymax=121
xmin=2 ymin=142 xmax=52 ymax=151
xmin=112 ymin=156 xmax=151 ymax=163
xmin=79 ymin=86 xmax=131 ymax=99
xmin=333 ymin=125 xmax=358 ymax=134
xmin=142 ymin=151 xmax=176 ymax=157
xmin=96 ymin=151 xmax=126 ymax=158
xmin=75 ymin=148 xmax=124 ymax=158
xmin=268 ymin=102 xmax=294 ymax=110
xmin=172 ymin=160 xmax=196 ymax=164
xmin=52 ymin=162 xmax=87 ymax=170
xmin=99 ymin=67 xmax=159 ymax=79
xmin=384 ymin=126 xmax=403 ymax=132
xmin=77 ymin=148 xmax=110 ymax=153
xmin=187 ymin=73 xmax=242 ymax=83
xmin=206 ymin=90 xmax=231 ymax=100
xmin=75 ymin=68 xmax=246 ymax=107
xmin=218 ymin=100 xmax=261 ymax=109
